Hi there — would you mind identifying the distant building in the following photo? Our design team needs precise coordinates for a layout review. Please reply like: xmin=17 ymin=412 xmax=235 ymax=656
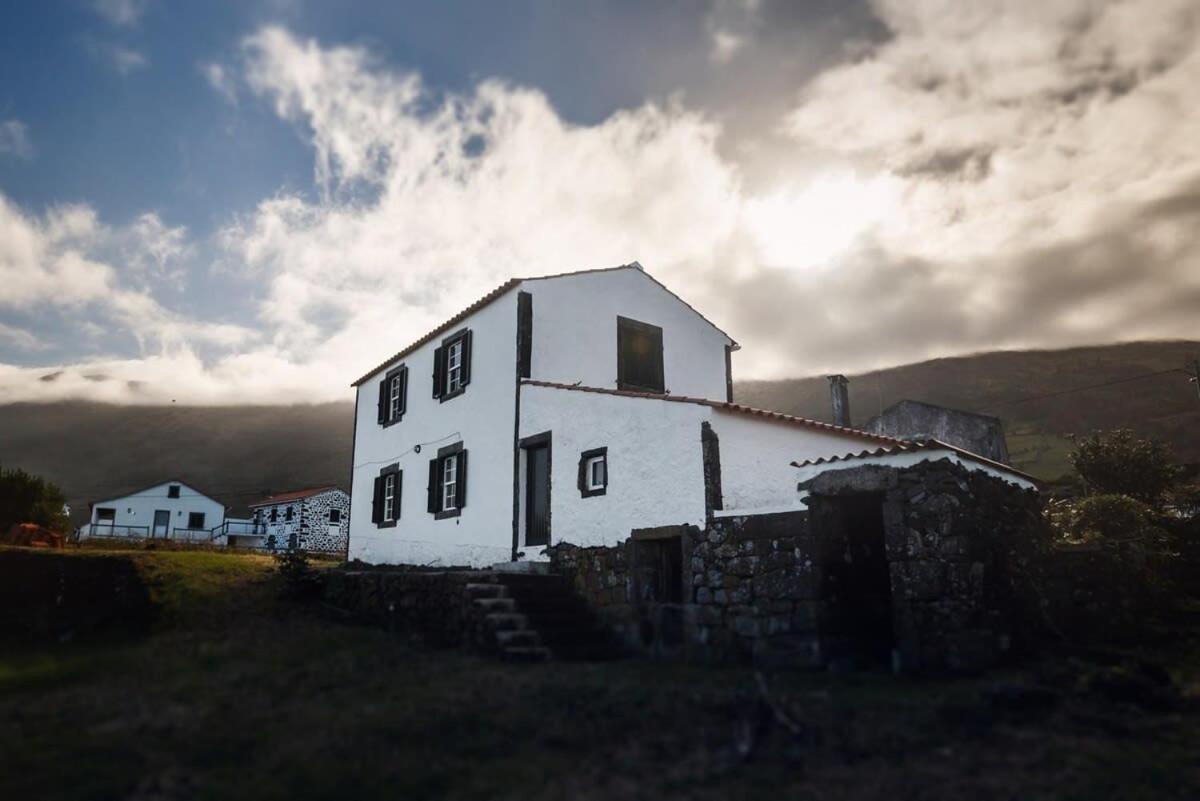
xmin=83 ymin=480 xmax=226 ymax=543
xmin=864 ymin=399 xmax=1010 ymax=464
xmin=247 ymin=486 xmax=349 ymax=554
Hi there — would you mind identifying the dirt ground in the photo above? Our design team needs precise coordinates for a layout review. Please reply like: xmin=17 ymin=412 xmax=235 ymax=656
xmin=2 ymin=549 xmax=1198 ymax=801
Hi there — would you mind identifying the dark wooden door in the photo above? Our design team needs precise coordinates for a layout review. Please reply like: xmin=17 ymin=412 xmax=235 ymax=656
xmin=525 ymin=444 xmax=550 ymax=547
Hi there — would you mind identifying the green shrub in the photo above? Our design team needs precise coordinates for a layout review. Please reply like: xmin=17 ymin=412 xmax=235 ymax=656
xmin=1068 ymin=429 xmax=1179 ymax=505
xmin=274 ymin=548 xmax=323 ymax=600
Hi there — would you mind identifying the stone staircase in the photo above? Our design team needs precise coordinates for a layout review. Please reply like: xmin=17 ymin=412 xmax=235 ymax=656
xmin=465 ymin=573 xmax=622 ymax=662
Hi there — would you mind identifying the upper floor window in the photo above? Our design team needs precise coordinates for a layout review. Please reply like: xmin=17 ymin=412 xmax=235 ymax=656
xmin=432 ymin=329 xmax=472 ymax=402
xmin=270 ymin=507 xmax=278 ymax=523
xmin=377 ymin=365 xmax=408 ymax=426
xmin=285 ymin=505 xmax=294 ymax=521
xmin=167 ymin=484 xmax=181 ymax=498
xmin=616 ymin=316 xmax=664 ymax=394
xmin=371 ymin=464 xmax=401 ymax=528
xmin=428 ymin=442 xmax=468 ymax=519
xmin=329 ymin=508 xmax=342 ymax=524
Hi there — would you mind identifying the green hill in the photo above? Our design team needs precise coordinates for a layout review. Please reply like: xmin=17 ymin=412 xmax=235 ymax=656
xmin=1 ymin=340 xmax=1196 ymax=526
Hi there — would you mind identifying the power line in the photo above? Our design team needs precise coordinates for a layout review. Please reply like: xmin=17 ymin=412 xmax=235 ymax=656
xmin=973 ymin=366 xmax=1191 ymax=413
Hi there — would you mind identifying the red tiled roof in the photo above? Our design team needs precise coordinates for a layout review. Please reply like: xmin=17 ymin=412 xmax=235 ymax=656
xmin=790 ymin=439 xmax=1039 ymax=484
xmin=249 ymin=485 xmax=342 ymax=507
xmin=522 ymin=380 xmax=905 ymax=445
xmin=350 ymin=263 xmax=738 ymax=387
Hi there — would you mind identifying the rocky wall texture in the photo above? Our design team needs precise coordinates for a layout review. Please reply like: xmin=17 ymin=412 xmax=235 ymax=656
xmin=323 ymin=568 xmax=484 ymax=648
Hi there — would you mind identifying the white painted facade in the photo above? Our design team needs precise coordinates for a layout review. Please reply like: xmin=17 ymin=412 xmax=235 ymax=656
xmin=348 ymin=263 xmax=910 ymax=567
xmin=84 ymin=480 xmax=226 ymax=541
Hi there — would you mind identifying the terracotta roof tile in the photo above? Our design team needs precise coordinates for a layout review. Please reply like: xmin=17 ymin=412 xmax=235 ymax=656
xmin=249 ymin=485 xmax=342 ymax=507
xmin=521 ymin=380 xmax=904 ymax=445
xmin=790 ymin=439 xmax=1039 ymax=484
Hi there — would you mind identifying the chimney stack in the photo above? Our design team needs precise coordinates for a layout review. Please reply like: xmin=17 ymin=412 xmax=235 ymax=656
xmin=827 ymin=374 xmax=850 ymax=427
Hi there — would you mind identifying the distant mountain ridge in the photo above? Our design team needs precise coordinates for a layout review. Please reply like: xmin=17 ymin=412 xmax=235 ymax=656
xmin=2 ymin=340 xmax=1196 ymax=527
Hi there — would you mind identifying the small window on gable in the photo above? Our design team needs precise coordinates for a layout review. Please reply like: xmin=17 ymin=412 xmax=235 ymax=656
xmin=377 ymin=365 xmax=408 ymax=426
xmin=432 ymin=329 xmax=472 ymax=402
xmin=96 ymin=507 xmax=116 ymax=522
xmin=329 ymin=508 xmax=341 ymax=524
xmin=371 ymin=464 xmax=401 ymax=528
xmin=168 ymin=484 xmax=181 ymax=499
xmin=427 ymin=442 xmax=467 ymax=518
xmin=188 ymin=512 xmax=206 ymax=529
xmin=617 ymin=316 xmax=664 ymax=394
xmin=578 ymin=447 xmax=608 ymax=498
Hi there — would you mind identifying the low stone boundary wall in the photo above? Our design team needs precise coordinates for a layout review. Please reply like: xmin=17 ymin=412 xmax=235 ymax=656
xmin=0 ymin=548 xmax=154 ymax=644
xmin=323 ymin=569 xmax=486 ymax=648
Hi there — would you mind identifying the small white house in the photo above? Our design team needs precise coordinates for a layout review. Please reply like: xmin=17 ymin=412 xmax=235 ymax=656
xmin=347 ymin=262 xmax=906 ymax=567
xmin=83 ymin=479 xmax=227 ymax=543
xmin=245 ymin=486 xmax=350 ymax=554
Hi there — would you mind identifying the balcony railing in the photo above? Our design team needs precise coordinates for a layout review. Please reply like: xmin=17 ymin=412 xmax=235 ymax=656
xmin=82 ymin=523 xmax=151 ymax=539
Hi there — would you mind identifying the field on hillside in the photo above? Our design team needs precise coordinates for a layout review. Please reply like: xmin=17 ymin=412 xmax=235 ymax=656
xmin=3 ymin=548 xmax=1200 ymax=801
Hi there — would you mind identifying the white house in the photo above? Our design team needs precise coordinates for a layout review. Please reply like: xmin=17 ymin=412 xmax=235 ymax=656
xmin=83 ymin=479 xmax=227 ymax=543
xmin=244 ymin=486 xmax=350 ymax=553
xmin=347 ymin=262 xmax=907 ymax=567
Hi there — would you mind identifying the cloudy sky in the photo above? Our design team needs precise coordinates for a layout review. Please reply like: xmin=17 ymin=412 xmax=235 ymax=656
xmin=1 ymin=0 xmax=1197 ymax=405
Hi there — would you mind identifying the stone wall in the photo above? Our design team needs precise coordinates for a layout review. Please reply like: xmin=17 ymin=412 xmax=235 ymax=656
xmin=549 ymin=457 xmax=1043 ymax=673
xmin=323 ymin=568 xmax=485 ymax=647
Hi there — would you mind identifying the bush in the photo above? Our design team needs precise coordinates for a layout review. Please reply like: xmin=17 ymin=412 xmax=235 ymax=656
xmin=1068 ymin=429 xmax=1179 ymax=504
xmin=0 ymin=465 xmax=70 ymax=533
xmin=274 ymin=548 xmax=323 ymax=600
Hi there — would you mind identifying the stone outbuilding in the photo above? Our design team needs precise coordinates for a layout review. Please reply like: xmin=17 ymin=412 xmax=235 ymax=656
xmin=549 ymin=440 xmax=1040 ymax=673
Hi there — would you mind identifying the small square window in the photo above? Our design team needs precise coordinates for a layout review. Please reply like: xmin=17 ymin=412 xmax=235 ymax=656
xmin=329 ymin=508 xmax=341 ymax=523
xmin=168 ymin=485 xmax=181 ymax=499
xmin=578 ymin=447 xmax=608 ymax=498
xmin=96 ymin=507 xmax=116 ymax=522
xmin=187 ymin=512 xmax=206 ymax=529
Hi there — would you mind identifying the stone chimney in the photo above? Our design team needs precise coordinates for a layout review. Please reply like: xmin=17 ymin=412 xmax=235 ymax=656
xmin=827 ymin=374 xmax=850 ymax=427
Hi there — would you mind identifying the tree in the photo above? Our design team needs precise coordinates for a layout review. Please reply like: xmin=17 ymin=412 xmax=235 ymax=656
xmin=1068 ymin=429 xmax=1180 ymax=505
xmin=0 ymin=465 xmax=70 ymax=532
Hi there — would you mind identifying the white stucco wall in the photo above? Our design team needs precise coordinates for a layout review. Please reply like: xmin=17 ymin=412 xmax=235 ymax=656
xmin=709 ymin=410 xmax=883 ymax=514
xmin=517 ymin=383 xmax=709 ymax=554
xmin=87 ymin=481 xmax=226 ymax=538
xmin=348 ymin=290 xmax=520 ymax=567
xmin=523 ymin=267 xmax=733 ymax=400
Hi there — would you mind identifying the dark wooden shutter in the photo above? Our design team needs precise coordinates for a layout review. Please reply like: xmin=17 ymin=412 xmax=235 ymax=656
xmin=460 ymin=331 xmax=472 ymax=387
xmin=517 ymin=292 xmax=532 ymax=378
xmin=577 ymin=453 xmax=587 ymax=494
xmin=399 ymin=367 xmax=408 ymax=417
xmin=431 ymin=346 xmax=445 ymax=398
xmin=427 ymin=458 xmax=440 ymax=513
xmin=371 ymin=476 xmax=384 ymax=524
xmin=455 ymin=449 xmax=468 ymax=509
xmin=377 ymin=378 xmax=388 ymax=424
xmin=392 ymin=471 xmax=403 ymax=521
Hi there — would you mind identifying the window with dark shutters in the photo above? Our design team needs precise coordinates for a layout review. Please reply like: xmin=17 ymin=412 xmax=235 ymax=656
xmin=434 ymin=329 xmax=471 ymax=402
xmin=379 ymin=365 xmax=407 ymax=426
xmin=429 ymin=441 xmax=466 ymax=518
xmin=578 ymin=447 xmax=608 ymax=498
xmin=375 ymin=463 xmax=400 ymax=528
xmin=517 ymin=291 xmax=532 ymax=378
xmin=616 ymin=316 xmax=664 ymax=394
xmin=371 ymin=476 xmax=384 ymax=524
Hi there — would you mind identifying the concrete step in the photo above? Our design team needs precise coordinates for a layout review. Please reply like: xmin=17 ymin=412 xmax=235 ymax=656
xmin=473 ymin=596 xmax=516 ymax=613
xmin=501 ymin=645 xmax=552 ymax=663
xmin=496 ymin=629 xmax=541 ymax=648
xmin=465 ymin=583 xmax=507 ymax=600
xmin=485 ymin=612 xmax=529 ymax=632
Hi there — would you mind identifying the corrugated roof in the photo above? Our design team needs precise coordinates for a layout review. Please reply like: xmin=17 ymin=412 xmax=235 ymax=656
xmin=522 ymin=380 xmax=905 ymax=445
xmin=249 ymin=485 xmax=343 ymax=507
xmin=790 ymin=439 xmax=1039 ymax=484
xmin=350 ymin=263 xmax=738 ymax=387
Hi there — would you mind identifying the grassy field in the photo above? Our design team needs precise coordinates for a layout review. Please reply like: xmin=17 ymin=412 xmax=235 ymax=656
xmin=2 ymin=549 xmax=1199 ymax=800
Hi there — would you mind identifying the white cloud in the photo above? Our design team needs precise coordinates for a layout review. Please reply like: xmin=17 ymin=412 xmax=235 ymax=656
xmin=91 ymin=0 xmax=147 ymax=28
xmin=0 ymin=322 xmax=44 ymax=351
xmin=201 ymin=62 xmax=238 ymax=105
xmin=0 ymin=120 xmax=33 ymax=160
xmin=87 ymin=41 xmax=148 ymax=74
xmin=706 ymin=0 xmax=761 ymax=64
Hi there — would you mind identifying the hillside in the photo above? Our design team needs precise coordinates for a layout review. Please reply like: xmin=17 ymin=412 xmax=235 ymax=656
xmin=737 ymin=340 xmax=1200 ymax=478
xmin=1 ymin=340 xmax=1196 ymax=526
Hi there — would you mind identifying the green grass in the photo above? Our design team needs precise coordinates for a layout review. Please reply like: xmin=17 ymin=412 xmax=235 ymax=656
xmin=1 ymin=550 xmax=1199 ymax=800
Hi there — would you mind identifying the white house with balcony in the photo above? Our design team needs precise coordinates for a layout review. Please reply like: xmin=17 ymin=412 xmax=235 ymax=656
xmin=347 ymin=262 xmax=920 ymax=567
xmin=83 ymin=479 xmax=227 ymax=543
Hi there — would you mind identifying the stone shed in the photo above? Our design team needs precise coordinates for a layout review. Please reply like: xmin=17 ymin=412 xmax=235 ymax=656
xmin=549 ymin=441 xmax=1040 ymax=673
